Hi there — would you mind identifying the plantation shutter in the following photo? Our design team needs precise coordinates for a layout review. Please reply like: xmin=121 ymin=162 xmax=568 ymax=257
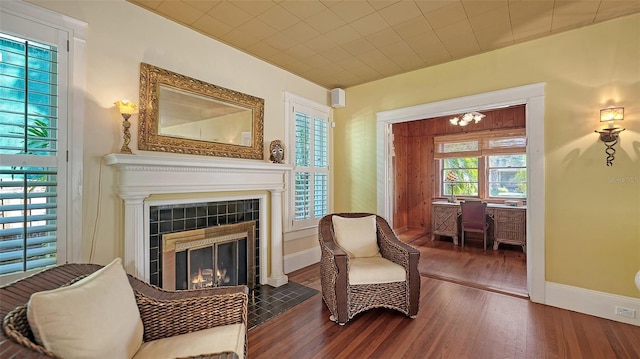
xmin=0 ymin=31 xmax=62 ymax=275
xmin=294 ymin=111 xmax=311 ymax=220
xmin=292 ymin=102 xmax=329 ymax=229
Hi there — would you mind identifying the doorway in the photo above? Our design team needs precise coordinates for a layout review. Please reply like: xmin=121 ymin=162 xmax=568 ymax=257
xmin=375 ymin=83 xmax=546 ymax=302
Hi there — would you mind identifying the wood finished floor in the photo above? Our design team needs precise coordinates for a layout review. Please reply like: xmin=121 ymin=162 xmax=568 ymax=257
xmin=248 ymin=244 xmax=640 ymax=358
xmin=403 ymin=230 xmax=528 ymax=298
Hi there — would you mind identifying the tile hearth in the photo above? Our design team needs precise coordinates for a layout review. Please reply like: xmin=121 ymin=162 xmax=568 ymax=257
xmin=248 ymin=281 xmax=318 ymax=329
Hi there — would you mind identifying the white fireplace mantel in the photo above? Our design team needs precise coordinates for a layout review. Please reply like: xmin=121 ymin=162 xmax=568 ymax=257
xmin=105 ymin=153 xmax=293 ymax=287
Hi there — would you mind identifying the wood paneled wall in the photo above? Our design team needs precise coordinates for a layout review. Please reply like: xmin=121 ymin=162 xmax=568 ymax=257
xmin=392 ymin=105 xmax=526 ymax=231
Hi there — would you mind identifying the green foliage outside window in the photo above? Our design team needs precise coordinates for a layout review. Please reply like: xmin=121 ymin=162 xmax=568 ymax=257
xmin=443 ymin=157 xmax=478 ymax=196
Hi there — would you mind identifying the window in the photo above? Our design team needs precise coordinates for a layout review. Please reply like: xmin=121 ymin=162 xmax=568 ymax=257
xmin=442 ymin=157 xmax=479 ymax=197
xmin=0 ymin=3 xmax=84 ymax=281
xmin=488 ymin=154 xmax=526 ymax=198
xmin=0 ymin=32 xmax=62 ymax=276
xmin=286 ymin=93 xmax=330 ymax=231
xmin=435 ymin=129 xmax=526 ymax=200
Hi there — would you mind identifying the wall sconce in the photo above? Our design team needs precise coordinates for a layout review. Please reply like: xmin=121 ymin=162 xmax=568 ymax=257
xmin=594 ymin=106 xmax=625 ymax=166
xmin=114 ymin=99 xmax=138 ymax=154
xmin=449 ymin=111 xmax=485 ymax=127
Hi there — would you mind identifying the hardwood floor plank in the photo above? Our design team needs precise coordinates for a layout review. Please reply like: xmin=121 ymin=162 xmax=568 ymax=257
xmin=248 ymin=266 xmax=640 ymax=359
xmin=405 ymin=232 xmax=528 ymax=297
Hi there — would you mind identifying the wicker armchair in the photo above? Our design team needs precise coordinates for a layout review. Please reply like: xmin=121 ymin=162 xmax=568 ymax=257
xmin=318 ymin=213 xmax=420 ymax=325
xmin=1 ymin=263 xmax=248 ymax=358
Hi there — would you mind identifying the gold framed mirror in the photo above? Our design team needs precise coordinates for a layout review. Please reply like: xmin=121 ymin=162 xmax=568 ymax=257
xmin=138 ymin=63 xmax=264 ymax=159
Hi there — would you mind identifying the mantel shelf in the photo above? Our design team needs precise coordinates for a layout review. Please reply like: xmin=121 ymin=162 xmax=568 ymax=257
xmin=104 ymin=153 xmax=293 ymax=173
xmin=104 ymin=153 xmax=293 ymax=198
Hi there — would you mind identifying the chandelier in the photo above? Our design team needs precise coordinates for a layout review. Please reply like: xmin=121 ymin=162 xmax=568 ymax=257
xmin=449 ymin=111 xmax=485 ymax=126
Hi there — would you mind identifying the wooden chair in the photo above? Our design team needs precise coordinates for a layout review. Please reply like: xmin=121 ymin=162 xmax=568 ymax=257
xmin=318 ymin=213 xmax=420 ymax=325
xmin=461 ymin=200 xmax=490 ymax=250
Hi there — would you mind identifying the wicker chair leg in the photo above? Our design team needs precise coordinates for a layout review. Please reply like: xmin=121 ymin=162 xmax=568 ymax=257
xmin=329 ymin=315 xmax=346 ymax=326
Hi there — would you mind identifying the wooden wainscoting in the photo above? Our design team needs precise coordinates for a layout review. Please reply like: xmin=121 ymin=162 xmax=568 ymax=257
xmin=392 ymin=105 xmax=526 ymax=232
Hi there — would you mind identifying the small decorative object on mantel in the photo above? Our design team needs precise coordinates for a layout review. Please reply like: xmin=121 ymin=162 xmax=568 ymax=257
xmin=269 ymin=140 xmax=284 ymax=164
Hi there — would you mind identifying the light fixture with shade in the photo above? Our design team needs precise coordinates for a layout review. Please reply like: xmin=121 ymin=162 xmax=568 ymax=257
xmin=445 ymin=170 xmax=459 ymax=203
xmin=595 ymin=106 xmax=625 ymax=166
xmin=114 ymin=99 xmax=138 ymax=154
xmin=449 ymin=111 xmax=485 ymax=127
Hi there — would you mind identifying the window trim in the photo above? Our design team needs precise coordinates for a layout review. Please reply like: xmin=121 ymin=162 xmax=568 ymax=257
xmin=0 ymin=1 xmax=85 ymax=284
xmin=283 ymin=92 xmax=331 ymax=235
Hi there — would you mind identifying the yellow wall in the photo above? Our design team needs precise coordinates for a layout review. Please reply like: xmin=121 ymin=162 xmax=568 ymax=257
xmin=334 ymin=14 xmax=640 ymax=298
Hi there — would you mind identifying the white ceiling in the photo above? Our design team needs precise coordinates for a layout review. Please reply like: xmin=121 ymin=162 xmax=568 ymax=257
xmin=128 ymin=0 xmax=640 ymax=89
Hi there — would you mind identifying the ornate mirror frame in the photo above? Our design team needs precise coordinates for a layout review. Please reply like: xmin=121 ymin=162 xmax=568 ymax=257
xmin=138 ymin=63 xmax=264 ymax=159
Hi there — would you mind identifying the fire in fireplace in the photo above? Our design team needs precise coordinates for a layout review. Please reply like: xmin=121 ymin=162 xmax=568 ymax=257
xmin=162 ymin=221 xmax=256 ymax=290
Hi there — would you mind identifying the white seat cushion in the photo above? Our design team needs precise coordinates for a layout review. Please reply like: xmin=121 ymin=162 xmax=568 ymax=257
xmin=27 ymin=258 xmax=143 ymax=359
xmin=349 ymin=257 xmax=406 ymax=285
xmin=332 ymin=215 xmax=381 ymax=258
xmin=133 ymin=323 xmax=246 ymax=359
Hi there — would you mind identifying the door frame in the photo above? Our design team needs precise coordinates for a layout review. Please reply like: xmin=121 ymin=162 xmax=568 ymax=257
xmin=376 ymin=83 xmax=545 ymax=303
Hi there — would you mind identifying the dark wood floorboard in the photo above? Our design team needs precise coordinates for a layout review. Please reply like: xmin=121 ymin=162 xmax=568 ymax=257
xmin=248 ymin=265 xmax=640 ymax=359
xmin=402 ymin=230 xmax=528 ymax=297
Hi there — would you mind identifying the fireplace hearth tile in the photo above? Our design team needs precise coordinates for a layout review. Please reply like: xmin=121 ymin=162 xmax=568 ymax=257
xmin=248 ymin=281 xmax=318 ymax=329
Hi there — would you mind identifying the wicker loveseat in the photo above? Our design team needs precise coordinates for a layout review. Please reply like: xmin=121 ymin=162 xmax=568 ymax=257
xmin=318 ymin=213 xmax=420 ymax=325
xmin=1 ymin=261 xmax=248 ymax=358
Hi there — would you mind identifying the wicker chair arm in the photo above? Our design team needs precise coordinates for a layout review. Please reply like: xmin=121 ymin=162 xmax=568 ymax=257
xmin=2 ymin=305 xmax=59 ymax=358
xmin=320 ymin=239 xmax=348 ymax=258
xmin=376 ymin=216 xmax=419 ymax=268
xmin=129 ymin=276 xmax=248 ymax=342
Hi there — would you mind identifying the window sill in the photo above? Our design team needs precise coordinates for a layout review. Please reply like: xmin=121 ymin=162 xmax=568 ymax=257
xmin=434 ymin=197 xmax=527 ymax=205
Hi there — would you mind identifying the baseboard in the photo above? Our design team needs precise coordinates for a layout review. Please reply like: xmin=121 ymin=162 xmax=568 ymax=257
xmin=545 ymin=281 xmax=640 ymax=326
xmin=284 ymin=246 xmax=320 ymax=274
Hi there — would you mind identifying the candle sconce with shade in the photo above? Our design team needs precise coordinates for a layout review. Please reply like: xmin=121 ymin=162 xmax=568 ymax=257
xmin=594 ymin=106 xmax=625 ymax=166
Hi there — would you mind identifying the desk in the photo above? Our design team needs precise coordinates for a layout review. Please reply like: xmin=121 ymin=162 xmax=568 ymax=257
xmin=431 ymin=201 xmax=526 ymax=252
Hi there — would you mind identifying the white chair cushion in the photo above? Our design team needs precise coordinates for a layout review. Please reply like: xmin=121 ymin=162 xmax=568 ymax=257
xmin=27 ymin=258 xmax=143 ymax=359
xmin=332 ymin=215 xmax=381 ymax=258
xmin=133 ymin=323 xmax=246 ymax=359
xmin=348 ymin=257 xmax=406 ymax=285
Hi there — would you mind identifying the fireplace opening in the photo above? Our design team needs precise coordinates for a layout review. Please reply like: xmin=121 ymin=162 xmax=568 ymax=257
xmin=162 ymin=221 xmax=255 ymax=291
xmin=174 ymin=237 xmax=247 ymax=290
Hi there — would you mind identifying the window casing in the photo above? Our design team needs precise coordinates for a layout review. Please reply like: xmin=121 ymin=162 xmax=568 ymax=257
xmin=0 ymin=3 xmax=84 ymax=282
xmin=435 ymin=129 xmax=526 ymax=200
xmin=286 ymin=93 xmax=330 ymax=231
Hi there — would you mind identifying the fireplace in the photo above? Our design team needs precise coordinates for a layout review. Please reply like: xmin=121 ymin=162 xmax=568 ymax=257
xmin=162 ymin=221 xmax=256 ymax=290
xmin=105 ymin=153 xmax=291 ymax=287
